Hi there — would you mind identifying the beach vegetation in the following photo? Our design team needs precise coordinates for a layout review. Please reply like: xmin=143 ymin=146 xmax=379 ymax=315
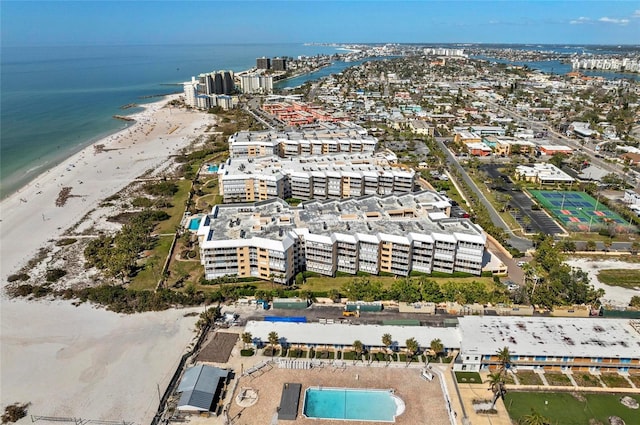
xmin=45 ymin=268 xmax=67 ymax=283
xmin=597 ymin=269 xmax=640 ymax=289
xmin=131 ymin=197 xmax=154 ymax=208
xmin=55 ymin=238 xmax=77 ymax=247
xmin=2 ymin=402 xmax=30 ymax=424
xmin=6 ymin=273 xmax=30 ymax=283
xmin=84 ymin=209 xmax=170 ymax=283
xmin=144 ymin=181 xmax=178 ymax=197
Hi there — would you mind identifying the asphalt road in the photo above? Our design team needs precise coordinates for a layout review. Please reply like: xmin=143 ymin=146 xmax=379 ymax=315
xmin=435 ymin=137 xmax=532 ymax=252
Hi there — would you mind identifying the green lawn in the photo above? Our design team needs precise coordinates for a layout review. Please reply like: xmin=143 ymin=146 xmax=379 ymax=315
xmin=154 ymin=180 xmax=192 ymax=234
xmin=455 ymin=371 xmax=482 ymax=384
xmin=505 ymin=392 xmax=640 ymax=425
xmin=128 ymin=235 xmax=174 ymax=290
xmin=597 ymin=269 xmax=640 ymax=289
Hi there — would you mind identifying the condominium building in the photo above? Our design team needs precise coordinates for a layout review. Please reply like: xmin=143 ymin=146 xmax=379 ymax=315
xmin=217 ymin=154 xmax=416 ymax=202
xmin=240 ymin=73 xmax=274 ymax=94
xmin=455 ymin=316 xmax=640 ymax=374
xmin=256 ymin=57 xmax=271 ymax=70
xmin=228 ymin=129 xmax=377 ymax=159
xmin=198 ymin=191 xmax=486 ymax=282
xmin=272 ymin=57 xmax=287 ymax=71
xmin=183 ymin=74 xmax=236 ymax=110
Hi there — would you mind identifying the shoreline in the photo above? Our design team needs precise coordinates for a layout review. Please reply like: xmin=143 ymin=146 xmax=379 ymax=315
xmin=0 ymin=93 xmax=214 ymax=283
xmin=0 ymin=94 xmax=214 ymax=424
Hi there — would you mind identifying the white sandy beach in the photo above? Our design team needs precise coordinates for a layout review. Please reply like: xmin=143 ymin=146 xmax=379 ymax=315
xmin=1 ymin=95 xmax=214 ymax=282
xmin=0 ymin=299 xmax=199 ymax=424
xmin=0 ymin=96 xmax=213 ymax=422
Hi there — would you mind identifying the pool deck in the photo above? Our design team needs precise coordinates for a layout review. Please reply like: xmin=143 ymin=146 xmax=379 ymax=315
xmin=225 ymin=364 xmax=450 ymax=425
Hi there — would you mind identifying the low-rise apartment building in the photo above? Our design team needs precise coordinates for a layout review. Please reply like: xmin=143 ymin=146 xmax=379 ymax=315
xmin=217 ymin=154 xmax=416 ymax=202
xmin=228 ymin=129 xmax=377 ymax=159
xmin=198 ymin=191 xmax=486 ymax=282
xmin=456 ymin=316 xmax=640 ymax=374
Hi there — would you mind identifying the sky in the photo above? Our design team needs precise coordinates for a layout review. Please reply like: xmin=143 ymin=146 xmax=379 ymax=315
xmin=2 ymin=1 xmax=639 ymax=47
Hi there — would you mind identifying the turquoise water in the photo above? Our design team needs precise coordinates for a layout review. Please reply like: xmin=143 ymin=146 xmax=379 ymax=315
xmin=0 ymin=44 xmax=339 ymax=199
xmin=188 ymin=217 xmax=202 ymax=231
xmin=207 ymin=165 xmax=219 ymax=173
xmin=303 ymin=388 xmax=399 ymax=422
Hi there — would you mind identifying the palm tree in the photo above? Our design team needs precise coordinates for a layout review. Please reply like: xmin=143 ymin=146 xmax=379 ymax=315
xmin=430 ymin=338 xmax=444 ymax=361
xmin=519 ymin=409 xmax=550 ymax=425
xmin=487 ymin=372 xmax=507 ymax=409
xmin=405 ymin=337 xmax=419 ymax=365
xmin=382 ymin=333 xmax=393 ymax=355
xmin=497 ymin=346 xmax=512 ymax=374
xmin=241 ymin=332 xmax=253 ymax=349
xmin=352 ymin=340 xmax=364 ymax=363
xmin=268 ymin=331 xmax=279 ymax=357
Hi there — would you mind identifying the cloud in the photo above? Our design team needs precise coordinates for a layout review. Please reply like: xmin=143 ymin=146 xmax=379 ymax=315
xmin=598 ymin=16 xmax=630 ymax=25
xmin=633 ymin=9 xmax=640 ymax=18
xmin=569 ymin=17 xmax=591 ymax=25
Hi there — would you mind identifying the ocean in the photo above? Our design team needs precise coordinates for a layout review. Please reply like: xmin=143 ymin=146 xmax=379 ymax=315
xmin=0 ymin=43 xmax=339 ymax=199
xmin=2 ymin=43 xmax=637 ymax=199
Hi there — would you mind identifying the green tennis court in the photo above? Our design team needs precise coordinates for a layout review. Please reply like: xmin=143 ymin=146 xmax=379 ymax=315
xmin=529 ymin=190 xmax=631 ymax=232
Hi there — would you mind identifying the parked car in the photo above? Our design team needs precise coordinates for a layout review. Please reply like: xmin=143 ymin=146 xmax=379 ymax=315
xmin=517 ymin=261 xmax=526 ymax=267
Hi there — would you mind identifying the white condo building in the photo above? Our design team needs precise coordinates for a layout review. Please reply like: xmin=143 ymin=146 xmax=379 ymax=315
xmin=217 ymin=153 xmax=416 ymax=203
xmin=197 ymin=191 xmax=486 ymax=282
xmin=228 ymin=129 xmax=377 ymax=159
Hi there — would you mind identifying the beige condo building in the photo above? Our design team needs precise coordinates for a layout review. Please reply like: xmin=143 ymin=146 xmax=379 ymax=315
xmin=198 ymin=191 xmax=486 ymax=282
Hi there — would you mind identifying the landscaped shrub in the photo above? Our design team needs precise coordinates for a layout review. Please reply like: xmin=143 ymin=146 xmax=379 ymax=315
xmin=288 ymin=349 xmax=306 ymax=358
xmin=343 ymin=351 xmax=357 ymax=360
xmin=240 ymin=349 xmax=254 ymax=357
xmin=263 ymin=348 xmax=279 ymax=357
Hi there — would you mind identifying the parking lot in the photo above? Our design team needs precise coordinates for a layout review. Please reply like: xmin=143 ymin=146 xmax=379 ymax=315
xmin=481 ymin=164 xmax=565 ymax=235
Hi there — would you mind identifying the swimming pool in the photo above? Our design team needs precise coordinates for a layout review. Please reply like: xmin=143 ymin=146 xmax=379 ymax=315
xmin=188 ymin=217 xmax=201 ymax=230
xmin=302 ymin=387 xmax=404 ymax=422
xmin=207 ymin=164 xmax=218 ymax=173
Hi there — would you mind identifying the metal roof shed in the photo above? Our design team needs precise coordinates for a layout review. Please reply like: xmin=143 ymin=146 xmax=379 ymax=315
xmin=177 ymin=364 xmax=229 ymax=412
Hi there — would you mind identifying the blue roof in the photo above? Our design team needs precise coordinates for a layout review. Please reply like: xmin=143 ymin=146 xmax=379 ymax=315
xmin=177 ymin=365 xmax=229 ymax=411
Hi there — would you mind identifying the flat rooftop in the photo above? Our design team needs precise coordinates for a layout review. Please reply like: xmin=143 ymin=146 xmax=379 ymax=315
xmin=244 ymin=320 xmax=462 ymax=349
xmin=199 ymin=192 xmax=485 ymax=248
xmin=230 ymin=128 xmax=377 ymax=144
xmin=299 ymin=192 xmax=484 ymax=244
xmin=459 ymin=316 xmax=640 ymax=358
xmin=219 ymin=153 xmax=413 ymax=178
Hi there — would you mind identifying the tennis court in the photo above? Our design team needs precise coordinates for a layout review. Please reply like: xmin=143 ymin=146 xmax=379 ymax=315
xmin=529 ymin=190 xmax=631 ymax=232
